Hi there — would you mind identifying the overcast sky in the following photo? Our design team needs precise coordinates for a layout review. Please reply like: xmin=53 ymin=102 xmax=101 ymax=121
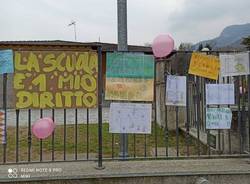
xmin=0 ymin=0 xmax=249 ymax=47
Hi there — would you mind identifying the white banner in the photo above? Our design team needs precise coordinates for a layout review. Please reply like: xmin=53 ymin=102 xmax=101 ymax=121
xmin=219 ymin=52 xmax=250 ymax=76
xmin=109 ymin=103 xmax=152 ymax=134
xmin=165 ymin=75 xmax=186 ymax=106
xmin=206 ymin=84 xmax=235 ymax=105
xmin=206 ymin=108 xmax=232 ymax=129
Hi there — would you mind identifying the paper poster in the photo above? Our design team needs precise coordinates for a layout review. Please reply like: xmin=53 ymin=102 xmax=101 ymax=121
xmin=206 ymin=108 xmax=232 ymax=129
xmin=0 ymin=110 xmax=6 ymax=144
xmin=105 ymin=52 xmax=154 ymax=101
xmin=165 ymin=75 xmax=186 ymax=106
xmin=219 ymin=52 xmax=250 ymax=76
xmin=0 ymin=50 xmax=14 ymax=74
xmin=188 ymin=52 xmax=220 ymax=80
xmin=109 ymin=103 xmax=152 ymax=134
xmin=13 ymin=51 xmax=98 ymax=109
xmin=206 ymin=84 xmax=235 ymax=105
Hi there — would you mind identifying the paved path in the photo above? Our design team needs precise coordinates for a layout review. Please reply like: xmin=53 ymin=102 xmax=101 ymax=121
xmin=0 ymin=158 xmax=250 ymax=183
xmin=5 ymin=108 xmax=110 ymax=126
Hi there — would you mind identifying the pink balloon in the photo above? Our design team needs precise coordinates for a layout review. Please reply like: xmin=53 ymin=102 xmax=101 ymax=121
xmin=152 ymin=34 xmax=174 ymax=58
xmin=32 ymin=117 xmax=55 ymax=139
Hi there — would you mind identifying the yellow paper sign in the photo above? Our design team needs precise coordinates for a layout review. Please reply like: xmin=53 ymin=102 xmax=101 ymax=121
xmin=188 ymin=52 xmax=220 ymax=80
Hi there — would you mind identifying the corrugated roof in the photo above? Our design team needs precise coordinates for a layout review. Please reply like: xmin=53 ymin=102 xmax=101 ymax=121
xmin=0 ymin=40 xmax=152 ymax=53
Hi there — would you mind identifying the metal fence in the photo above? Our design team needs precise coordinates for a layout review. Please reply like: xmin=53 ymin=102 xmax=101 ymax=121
xmin=0 ymin=50 xmax=249 ymax=167
xmin=155 ymin=51 xmax=250 ymax=157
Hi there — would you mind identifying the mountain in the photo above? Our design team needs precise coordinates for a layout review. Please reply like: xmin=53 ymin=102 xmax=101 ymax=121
xmin=193 ymin=23 xmax=250 ymax=50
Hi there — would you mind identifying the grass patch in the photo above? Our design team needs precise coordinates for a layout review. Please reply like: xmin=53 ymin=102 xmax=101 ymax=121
xmin=0 ymin=123 xmax=207 ymax=163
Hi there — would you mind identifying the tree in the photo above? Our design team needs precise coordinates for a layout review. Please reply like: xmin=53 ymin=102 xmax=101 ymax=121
xmin=144 ymin=42 xmax=152 ymax=47
xmin=242 ymin=36 xmax=250 ymax=50
xmin=205 ymin=43 xmax=212 ymax=51
xmin=198 ymin=43 xmax=203 ymax=51
xmin=178 ymin=42 xmax=193 ymax=51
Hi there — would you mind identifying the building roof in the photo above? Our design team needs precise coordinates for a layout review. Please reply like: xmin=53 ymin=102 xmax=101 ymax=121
xmin=0 ymin=40 xmax=152 ymax=53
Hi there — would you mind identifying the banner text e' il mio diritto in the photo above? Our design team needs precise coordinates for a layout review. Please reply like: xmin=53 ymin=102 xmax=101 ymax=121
xmin=13 ymin=51 xmax=98 ymax=109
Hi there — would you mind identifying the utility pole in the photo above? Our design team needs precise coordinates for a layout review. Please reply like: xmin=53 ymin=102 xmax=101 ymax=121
xmin=68 ymin=20 xmax=77 ymax=41
xmin=117 ymin=0 xmax=128 ymax=158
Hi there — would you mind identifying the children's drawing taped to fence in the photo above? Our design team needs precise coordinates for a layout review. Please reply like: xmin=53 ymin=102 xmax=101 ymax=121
xmin=219 ymin=52 xmax=250 ymax=77
xmin=205 ymin=84 xmax=235 ymax=105
xmin=165 ymin=75 xmax=186 ymax=106
xmin=188 ymin=52 xmax=220 ymax=80
xmin=0 ymin=110 xmax=6 ymax=144
xmin=105 ymin=52 xmax=154 ymax=101
xmin=206 ymin=108 xmax=232 ymax=129
xmin=109 ymin=103 xmax=152 ymax=134
xmin=13 ymin=51 xmax=98 ymax=109
xmin=0 ymin=49 xmax=14 ymax=74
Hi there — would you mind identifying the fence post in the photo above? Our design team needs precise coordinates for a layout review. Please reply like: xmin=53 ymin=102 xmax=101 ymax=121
xmin=96 ymin=45 xmax=105 ymax=169
xmin=3 ymin=73 xmax=7 ymax=163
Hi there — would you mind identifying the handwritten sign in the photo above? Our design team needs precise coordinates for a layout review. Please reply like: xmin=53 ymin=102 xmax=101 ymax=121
xmin=105 ymin=52 xmax=154 ymax=101
xmin=188 ymin=52 xmax=220 ymax=80
xmin=219 ymin=52 xmax=250 ymax=76
xmin=206 ymin=84 xmax=235 ymax=105
xmin=13 ymin=51 xmax=98 ymax=109
xmin=165 ymin=75 xmax=186 ymax=106
xmin=0 ymin=111 xmax=6 ymax=144
xmin=206 ymin=108 xmax=232 ymax=129
xmin=109 ymin=103 xmax=152 ymax=134
xmin=0 ymin=50 xmax=14 ymax=74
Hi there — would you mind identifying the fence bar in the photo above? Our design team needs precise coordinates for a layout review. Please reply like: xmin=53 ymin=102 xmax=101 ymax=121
xmin=196 ymin=77 xmax=201 ymax=156
xmin=86 ymin=108 xmax=89 ymax=160
xmin=133 ymin=134 xmax=136 ymax=158
xmin=235 ymin=77 xmax=242 ymax=153
xmin=154 ymin=61 xmax=158 ymax=157
xmin=16 ymin=110 xmax=19 ymax=162
xmin=218 ymin=129 xmax=221 ymax=154
xmin=112 ymin=134 xmax=114 ymax=158
xmin=97 ymin=46 xmax=103 ymax=169
xmin=226 ymin=77 xmax=232 ymax=154
xmin=203 ymin=78 xmax=207 ymax=155
xmin=144 ymin=135 xmax=147 ymax=157
xmin=75 ymin=109 xmax=78 ymax=160
xmin=2 ymin=74 xmax=7 ymax=163
xmin=40 ymin=109 xmax=43 ymax=161
xmin=51 ymin=109 xmax=55 ymax=161
xmin=185 ymin=64 xmax=190 ymax=156
xmin=248 ymin=75 xmax=250 ymax=152
xmin=200 ymin=78 xmax=204 ymax=131
xmin=176 ymin=107 xmax=179 ymax=157
xmin=241 ymin=75 xmax=247 ymax=151
xmin=164 ymin=98 xmax=169 ymax=157
xmin=28 ymin=109 xmax=31 ymax=162
xmin=63 ymin=109 xmax=66 ymax=160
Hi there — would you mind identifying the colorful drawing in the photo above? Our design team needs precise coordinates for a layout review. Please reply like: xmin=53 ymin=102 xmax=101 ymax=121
xmin=105 ymin=52 xmax=154 ymax=101
xmin=109 ymin=103 xmax=152 ymax=134
xmin=13 ymin=51 xmax=98 ymax=109
xmin=219 ymin=52 xmax=250 ymax=76
xmin=0 ymin=50 xmax=14 ymax=74
xmin=206 ymin=108 xmax=232 ymax=129
xmin=165 ymin=75 xmax=186 ymax=106
xmin=188 ymin=52 xmax=220 ymax=80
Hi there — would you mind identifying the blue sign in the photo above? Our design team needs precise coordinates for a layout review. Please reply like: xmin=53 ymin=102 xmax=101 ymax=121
xmin=0 ymin=49 xmax=14 ymax=74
